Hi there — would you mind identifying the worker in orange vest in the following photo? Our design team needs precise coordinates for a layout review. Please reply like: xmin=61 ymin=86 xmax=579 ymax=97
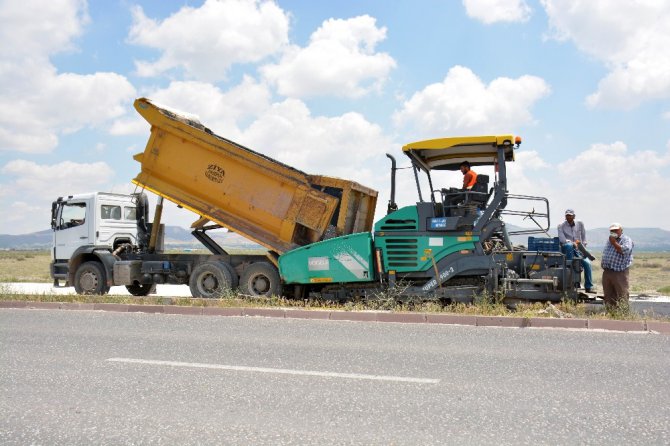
xmin=460 ymin=161 xmax=477 ymax=190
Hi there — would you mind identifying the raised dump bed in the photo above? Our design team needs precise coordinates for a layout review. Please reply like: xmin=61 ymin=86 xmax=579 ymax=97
xmin=132 ymin=98 xmax=378 ymax=254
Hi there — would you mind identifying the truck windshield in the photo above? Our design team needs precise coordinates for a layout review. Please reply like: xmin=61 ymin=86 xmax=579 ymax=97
xmin=60 ymin=202 xmax=86 ymax=229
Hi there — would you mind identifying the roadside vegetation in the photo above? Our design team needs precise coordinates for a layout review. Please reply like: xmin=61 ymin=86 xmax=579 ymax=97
xmin=1 ymin=250 xmax=669 ymax=322
xmin=0 ymin=250 xmax=52 ymax=283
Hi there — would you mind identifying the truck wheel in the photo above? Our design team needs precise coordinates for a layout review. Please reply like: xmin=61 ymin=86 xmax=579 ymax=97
xmin=74 ymin=261 xmax=109 ymax=295
xmin=218 ymin=261 xmax=239 ymax=288
xmin=239 ymin=262 xmax=281 ymax=297
xmin=126 ymin=283 xmax=154 ymax=296
xmin=189 ymin=261 xmax=235 ymax=298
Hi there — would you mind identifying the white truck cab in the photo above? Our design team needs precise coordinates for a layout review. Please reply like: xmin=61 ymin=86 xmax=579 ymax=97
xmin=50 ymin=192 xmax=140 ymax=284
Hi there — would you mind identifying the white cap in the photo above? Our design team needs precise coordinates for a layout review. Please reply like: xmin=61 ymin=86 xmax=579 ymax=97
xmin=609 ymin=222 xmax=622 ymax=230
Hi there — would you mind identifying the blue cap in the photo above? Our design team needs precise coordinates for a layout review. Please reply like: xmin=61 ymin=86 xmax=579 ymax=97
xmin=565 ymin=209 xmax=575 ymax=215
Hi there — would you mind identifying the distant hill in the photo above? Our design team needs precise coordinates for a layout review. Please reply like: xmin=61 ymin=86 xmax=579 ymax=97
xmin=507 ymin=226 xmax=670 ymax=252
xmin=0 ymin=226 xmax=261 ymax=251
xmin=1 ymin=225 xmax=669 ymax=252
xmin=578 ymin=227 xmax=670 ymax=251
xmin=0 ymin=229 xmax=53 ymax=250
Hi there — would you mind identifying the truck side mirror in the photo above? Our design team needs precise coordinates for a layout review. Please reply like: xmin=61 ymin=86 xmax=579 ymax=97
xmin=50 ymin=201 xmax=58 ymax=230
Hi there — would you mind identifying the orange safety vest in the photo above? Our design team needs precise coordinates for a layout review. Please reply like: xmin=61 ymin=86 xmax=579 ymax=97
xmin=463 ymin=170 xmax=477 ymax=189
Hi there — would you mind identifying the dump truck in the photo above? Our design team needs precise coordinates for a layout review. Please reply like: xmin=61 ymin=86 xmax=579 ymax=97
xmin=51 ymin=98 xmax=590 ymax=303
xmin=50 ymin=98 xmax=377 ymax=297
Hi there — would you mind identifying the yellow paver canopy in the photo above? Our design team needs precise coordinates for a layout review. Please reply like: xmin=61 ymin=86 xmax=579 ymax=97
xmin=402 ymin=135 xmax=517 ymax=171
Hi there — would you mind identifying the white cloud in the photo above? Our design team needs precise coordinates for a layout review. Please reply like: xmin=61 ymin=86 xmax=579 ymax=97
xmin=0 ymin=0 xmax=136 ymax=153
xmin=553 ymin=140 xmax=670 ymax=229
xmin=463 ymin=0 xmax=531 ymax=24
xmin=0 ymin=69 xmax=136 ymax=154
xmin=128 ymin=0 xmax=289 ymax=81
xmin=505 ymin=149 xmax=551 ymax=201
xmin=1 ymin=201 xmax=43 ymax=228
xmin=2 ymin=160 xmax=114 ymax=194
xmin=238 ymin=98 xmax=393 ymax=178
xmin=514 ymin=149 xmax=549 ymax=170
xmin=109 ymin=117 xmax=150 ymax=137
xmin=261 ymin=15 xmax=396 ymax=98
xmin=393 ymin=66 xmax=550 ymax=139
xmin=112 ymin=76 xmax=272 ymax=138
xmin=0 ymin=160 xmax=116 ymax=233
xmin=0 ymin=0 xmax=88 ymax=58
xmin=0 ymin=127 xmax=58 ymax=155
xmin=557 ymin=141 xmax=670 ymax=193
xmin=149 ymin=77 xmax=271 ymax=133
xmin=116 ymin=79 xmax=391 ymax=183
xmin=541 ymin=0 xmax=670 ymax=109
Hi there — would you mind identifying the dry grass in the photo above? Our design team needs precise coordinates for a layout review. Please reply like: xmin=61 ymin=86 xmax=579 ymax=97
xmin=588 ymin=252 xmax=670 ymax=295
xmin=1 ymin=250 xmax=668 ymax=322
xmin=2 ymin=286 xmax=667 ymax=322
xmin=0 ymin=250 xmax=52 ymax=283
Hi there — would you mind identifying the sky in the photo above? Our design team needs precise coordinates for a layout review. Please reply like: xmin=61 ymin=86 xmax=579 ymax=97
xmin=1 ymin=0 xmax=670 ymax=236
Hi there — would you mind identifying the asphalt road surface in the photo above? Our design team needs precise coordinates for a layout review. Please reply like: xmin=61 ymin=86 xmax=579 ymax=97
xmin=1 ymin=309 xmax=669 ymax=445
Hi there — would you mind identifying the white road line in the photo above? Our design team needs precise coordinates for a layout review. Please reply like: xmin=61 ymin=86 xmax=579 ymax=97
xmin=107 ymin=357 xmax=440 ymax=384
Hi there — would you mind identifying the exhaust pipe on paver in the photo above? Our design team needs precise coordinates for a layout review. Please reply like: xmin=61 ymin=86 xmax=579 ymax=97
xmin=386 ymin=153 xmax=398 ymax=215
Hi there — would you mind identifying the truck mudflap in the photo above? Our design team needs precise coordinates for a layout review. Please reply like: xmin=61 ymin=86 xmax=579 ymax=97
xmin=279 ymin=232 xmax=374 ymax=284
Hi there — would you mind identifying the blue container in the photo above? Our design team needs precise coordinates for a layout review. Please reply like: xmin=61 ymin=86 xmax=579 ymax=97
xmin=527 ymin=236 xmax=560 ymax=252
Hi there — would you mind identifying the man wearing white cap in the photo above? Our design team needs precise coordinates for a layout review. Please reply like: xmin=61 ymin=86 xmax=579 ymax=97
xmin=557 ymin=209 xmax=593 ymax=292
xmin=601 ymin=223 xmax=634 ymax=307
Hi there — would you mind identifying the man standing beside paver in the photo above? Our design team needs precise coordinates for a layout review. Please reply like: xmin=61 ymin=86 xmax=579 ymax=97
xmin=601 ymin=222 xmax=634 ymax=308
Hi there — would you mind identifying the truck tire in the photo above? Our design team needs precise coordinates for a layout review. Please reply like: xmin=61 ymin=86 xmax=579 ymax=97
xmin=218 ymin=261 xmax=239 ymax=288
xmin=74 ymin=261 xmax=110 ymax=295
xmin=189 ymin=261 xmax=235 ymax=298
xmin=126 ymin=283 xmax=155 ymax=296
xmin=239 ymin=262 xmax=281 ymax=297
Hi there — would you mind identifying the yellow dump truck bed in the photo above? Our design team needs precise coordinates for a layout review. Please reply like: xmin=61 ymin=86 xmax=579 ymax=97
xmin=132 ymin=98 xmax=378 ymax=254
